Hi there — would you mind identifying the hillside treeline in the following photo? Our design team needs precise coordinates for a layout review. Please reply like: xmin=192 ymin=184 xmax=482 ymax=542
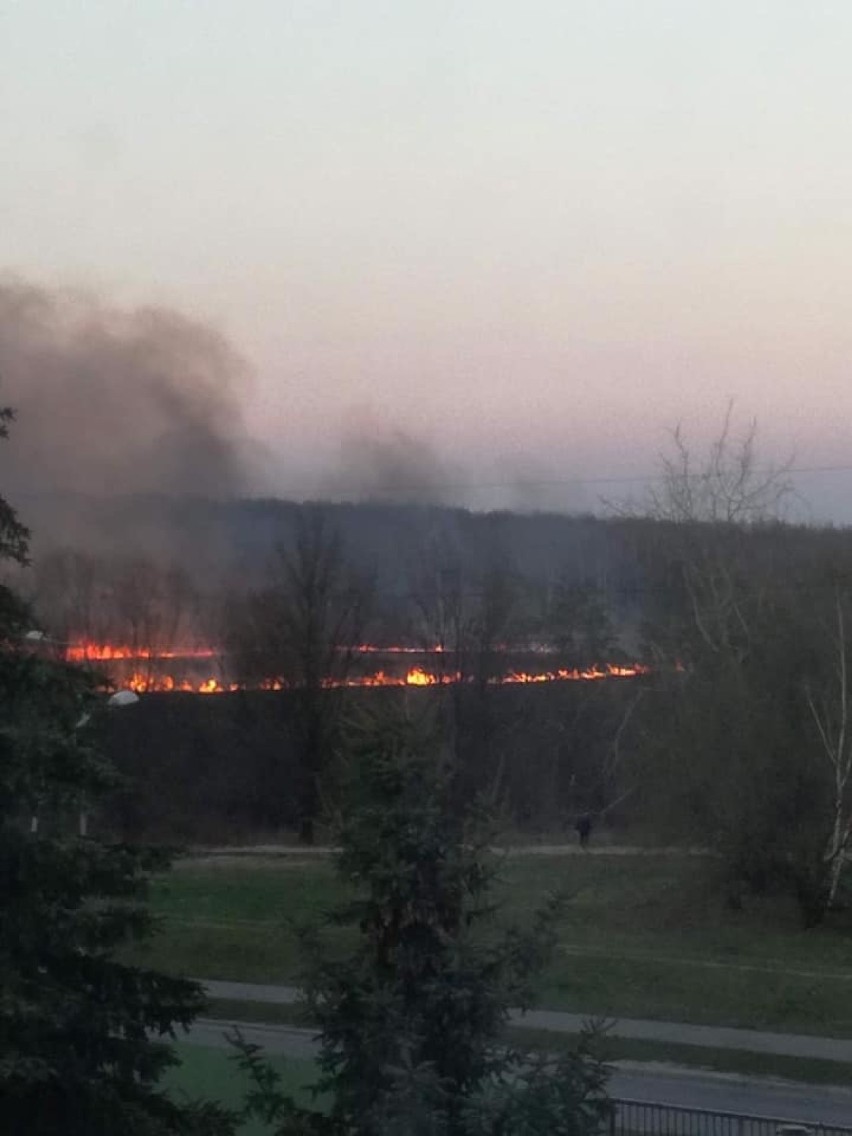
xmin=23 ymin=499 xmax=646 ymax=652
xmin=77 ymin=506 xmax=852 ymax=930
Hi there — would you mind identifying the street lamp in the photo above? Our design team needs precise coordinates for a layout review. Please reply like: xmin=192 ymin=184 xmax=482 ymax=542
xmin=107 ymin=689 xmax=140 ymax=709
xmin=19 ymin=629 xmax=141 ymax=836
xmin=77 ymin=688 xmax=140 ymax=837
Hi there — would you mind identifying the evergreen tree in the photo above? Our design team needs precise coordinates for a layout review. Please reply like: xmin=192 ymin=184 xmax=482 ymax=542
xmin=0 ymin=408 xmax=234 ymax=1134
xmin=233 ymin=709 xmax=611 ymax=1136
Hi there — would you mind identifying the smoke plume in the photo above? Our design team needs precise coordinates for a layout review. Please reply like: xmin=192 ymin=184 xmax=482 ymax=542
xmin=0 ymin=276 xmax=254 ymax=502
xmin=325 ymin=415 xmax=465 ymax=506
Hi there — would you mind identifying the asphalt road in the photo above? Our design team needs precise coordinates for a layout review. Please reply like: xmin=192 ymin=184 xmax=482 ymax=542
xmin=190 ymin=1017 xmax=852 ymax=1126
xmin=185 ymin=843 xmax=711 ymax=865
xmin=201 ymin=979 xmax=852 ymax=1063
xmin=610 ymin=1063 xmax=852 ymax=1125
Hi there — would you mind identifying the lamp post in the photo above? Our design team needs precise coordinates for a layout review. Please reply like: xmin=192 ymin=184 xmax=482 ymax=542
xmin=19 ymin=629 xmax=141 ymax=836
xmin=76 ymin=688 xmax=140 ymax=837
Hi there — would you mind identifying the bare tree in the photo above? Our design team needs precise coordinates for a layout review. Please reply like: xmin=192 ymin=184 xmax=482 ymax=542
xmin=407 ymin=540 xmax=522 ymax=687
xmin=407 ymin=542 xmax=531 ymax=812
xmin=608 ymin=405 xmax=794 ymax=667
xmin=408 ymin=546 xmax=468 ymax=682
xmin=596 ymin=688 xmax=644 ymax=819
xmin=31 ymin=549 xmax=111 ymax=646
xmin=228 ymin=508 xmax=372 ymax=843
xmin=625 ymin=409 xmax=795 ymax=666
xmin=32 ymin=549 xmax=199 ymax=674
xmin=642 ymin=402 xmax=794 ymax=525
xmin=545 ymin=574 xmax=616 ymax=670
xmin=805 ymin=591 xmax=852 ymax=908
xmin=628 ymin=410 xmax=852 ymax=922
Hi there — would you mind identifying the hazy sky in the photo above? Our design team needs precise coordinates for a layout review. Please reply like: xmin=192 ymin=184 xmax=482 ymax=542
xmin=3 ymin=1 xmax=852 ymax=517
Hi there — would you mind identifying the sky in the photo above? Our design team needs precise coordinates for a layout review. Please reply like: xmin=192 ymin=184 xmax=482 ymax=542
xmin=3 ymin=1 xmax=852 ymax=518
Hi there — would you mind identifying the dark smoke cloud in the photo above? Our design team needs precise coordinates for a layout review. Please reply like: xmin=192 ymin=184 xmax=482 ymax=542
xmin=0 ymin=276 xmax=255 ymax=501
xmin=324 ymin=417 xmax=465 ymax=506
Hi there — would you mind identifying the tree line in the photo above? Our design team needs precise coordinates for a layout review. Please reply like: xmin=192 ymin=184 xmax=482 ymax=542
xmin=0 ymin=405 xmax=611 ymax=1133
xmin=83 ymin=513 xmax=852 ymax=932
xmin=211 ymin=414 xmax=852 ymax=927
xmin=25 ymin=410 xmax=852 ymax=929
xmin=8 ymin=396 xmax=852 ymax=1131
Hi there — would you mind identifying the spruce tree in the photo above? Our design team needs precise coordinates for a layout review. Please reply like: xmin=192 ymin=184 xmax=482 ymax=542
xmin=0 ymin=408 xmax=234 ymax=1134
xmin=234 ymin=708 xmax=611 ymax=1135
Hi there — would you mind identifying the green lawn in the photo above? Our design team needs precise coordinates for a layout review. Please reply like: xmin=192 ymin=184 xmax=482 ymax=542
xmin=165 ymin=1043 xmax=318 ymax=1135
xmin=127 ymin=850 xmax=852 ymax=1036
xmin=165 ymin=1020 xmax=852 ymax=1108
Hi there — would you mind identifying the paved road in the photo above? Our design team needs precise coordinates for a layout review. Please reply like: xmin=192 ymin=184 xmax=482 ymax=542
xmin=189 ymin=1017 xmax=852 ymax=1126
xmin=184 ymin=844 xmax=711 ymax=864
xmin=201 ymin=979 xmax=852 ymax=1063
xmin=610 ymin=1063 xmax=852 ymax=1125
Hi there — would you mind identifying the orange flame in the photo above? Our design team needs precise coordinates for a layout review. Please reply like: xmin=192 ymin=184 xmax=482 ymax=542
xmin=502 ymin=663 xmax=649 ymax=684
xmin=65 ymin=642 xmax=218 ymax=662
xmin=405 ymin=666 xmax=443 ymax=686
xmin=62 ymin=638 xmax=649 ymax=694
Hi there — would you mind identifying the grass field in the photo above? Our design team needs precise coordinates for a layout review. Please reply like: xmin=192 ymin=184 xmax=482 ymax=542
xmin=165 ymin=1044 xmax=318 ymax=1135
xmin=127 ymin=849 xmax=852 ymax=1037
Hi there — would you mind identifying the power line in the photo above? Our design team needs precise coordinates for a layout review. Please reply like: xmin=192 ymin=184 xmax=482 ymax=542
xmin=301 ymin=462 xmax=852 ymax=499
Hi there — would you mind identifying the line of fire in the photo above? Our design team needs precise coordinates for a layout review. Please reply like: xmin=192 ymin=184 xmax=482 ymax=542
xmin=60 ymin=640 xmax=650 ymax=694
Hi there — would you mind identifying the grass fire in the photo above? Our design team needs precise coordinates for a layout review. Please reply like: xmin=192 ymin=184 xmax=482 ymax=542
xmin=61 ymin=639 xmax=650 ymax=693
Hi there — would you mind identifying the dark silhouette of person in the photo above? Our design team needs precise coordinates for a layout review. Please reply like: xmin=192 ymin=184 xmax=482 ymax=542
xmin=575 ymin=812 xmax=592 ymax=848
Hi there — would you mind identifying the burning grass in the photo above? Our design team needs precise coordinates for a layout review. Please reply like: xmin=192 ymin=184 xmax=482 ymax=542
xmin=60 ymin=638 xmax=650 ymax=694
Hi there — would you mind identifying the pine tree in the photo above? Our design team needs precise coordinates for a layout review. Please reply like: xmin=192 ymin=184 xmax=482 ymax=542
xmin=233 ymin=708 xmax=611 ymax=1135
xmin=0 ymin=408 xmax=234 ymax=1134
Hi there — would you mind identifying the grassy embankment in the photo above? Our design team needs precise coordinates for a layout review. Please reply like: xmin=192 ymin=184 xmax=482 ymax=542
xmin=134 ymin=849 xmax=852 ymax=1034
xmin=134 ymin=848 xmax=852 ymax=1087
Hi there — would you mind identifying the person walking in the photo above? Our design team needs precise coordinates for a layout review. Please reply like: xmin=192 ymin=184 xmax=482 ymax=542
xmin=575 ymin=812 xmax=592 ymax=848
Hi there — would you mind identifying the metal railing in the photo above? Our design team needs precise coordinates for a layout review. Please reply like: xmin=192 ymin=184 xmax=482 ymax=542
xmin=611 ymin=1098 xmax=852 ymax=1136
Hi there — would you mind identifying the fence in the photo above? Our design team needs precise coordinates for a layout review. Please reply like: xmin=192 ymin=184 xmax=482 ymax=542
xmin=611 ymin=1099 xmax=852 ymax=1136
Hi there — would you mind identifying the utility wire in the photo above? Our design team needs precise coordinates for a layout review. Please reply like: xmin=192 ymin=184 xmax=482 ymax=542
xmin=294 ymin=462 xmax=852 ymax=499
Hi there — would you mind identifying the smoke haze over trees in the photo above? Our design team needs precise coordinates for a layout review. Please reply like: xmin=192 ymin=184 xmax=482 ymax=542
xmin=0 ymin=276 xmax=538 ymax=565
xmin=0 ymin=277 xmax=258 ymax=502
xmin=0 ymin=276 xmax=490 ymax=520
xmin=323 ymin=417 xmax=463 ymax=506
